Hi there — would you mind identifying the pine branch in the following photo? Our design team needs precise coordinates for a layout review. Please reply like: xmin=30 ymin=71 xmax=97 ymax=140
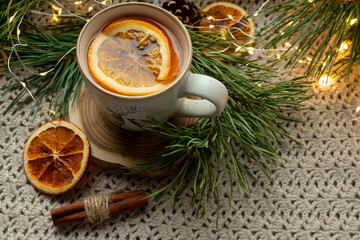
xmin=131 ymin=28 xmax=311 ymax=225
xmin=257 ymin=0 xmax=360 ymax=80
xmin=1 ymin=22 xmax=82 ymax=118
xmin=0 ymin=0 xmax=46 ymax=42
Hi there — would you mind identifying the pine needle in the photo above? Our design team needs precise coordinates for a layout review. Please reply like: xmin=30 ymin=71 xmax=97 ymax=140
xmin=257 ymin=0 xmax=360 ymax=80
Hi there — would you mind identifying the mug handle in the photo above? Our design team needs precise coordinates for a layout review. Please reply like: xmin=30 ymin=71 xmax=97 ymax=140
xmin=174 ymin=73 xmax=228 ymax=117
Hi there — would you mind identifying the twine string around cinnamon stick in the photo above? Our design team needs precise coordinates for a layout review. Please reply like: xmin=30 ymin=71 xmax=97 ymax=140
xmin=84 ymin=194 xmax=110 ymax=224
xmin=83 ymin=189 xmax=124 ymax=224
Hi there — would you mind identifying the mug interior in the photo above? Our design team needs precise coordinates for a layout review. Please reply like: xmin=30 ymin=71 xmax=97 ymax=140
xmin=76 ymin=2 xmax=192 ymax=99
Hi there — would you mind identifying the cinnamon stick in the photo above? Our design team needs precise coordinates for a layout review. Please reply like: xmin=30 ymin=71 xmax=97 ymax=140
xmin=51 ymin=190 xmax=145 ymax=219
xmin=51 ymin=190 xmax=148 ymax=226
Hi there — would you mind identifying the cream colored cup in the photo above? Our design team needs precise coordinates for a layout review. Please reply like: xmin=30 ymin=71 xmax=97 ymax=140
xmin=76 ymin=2 xmax=228 ymax=131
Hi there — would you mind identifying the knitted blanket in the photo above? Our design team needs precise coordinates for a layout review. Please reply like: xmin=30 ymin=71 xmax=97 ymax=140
xmin=1 ymin=0 xmax=359 ymax=239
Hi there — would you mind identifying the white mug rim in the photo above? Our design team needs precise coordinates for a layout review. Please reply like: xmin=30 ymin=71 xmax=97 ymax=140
xmin=76 ymin=2 xmax=193 ymax=100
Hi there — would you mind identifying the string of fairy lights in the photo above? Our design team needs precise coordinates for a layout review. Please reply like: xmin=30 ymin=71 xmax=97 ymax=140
xmin=5 ymin=0 xmax=110 ymax=116
xmin=3 ymin=0 xmax=359 ymax=116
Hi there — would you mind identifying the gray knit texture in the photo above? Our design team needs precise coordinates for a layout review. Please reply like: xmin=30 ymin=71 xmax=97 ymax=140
xmin=1 ymin=0 xmax=360 ymax=239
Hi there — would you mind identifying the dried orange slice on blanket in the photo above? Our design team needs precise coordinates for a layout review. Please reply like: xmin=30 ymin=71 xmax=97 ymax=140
xmin=88 ymin=17 xmax=179 ymax=96
xmin=199 ymin=2 xmax=255 ymax=49
xmin=23 ymin=120 xmax=90 ymax=195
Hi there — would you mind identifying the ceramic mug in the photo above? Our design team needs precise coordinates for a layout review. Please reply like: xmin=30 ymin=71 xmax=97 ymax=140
xmin=76 ymin=2 xmax=228 ymax=131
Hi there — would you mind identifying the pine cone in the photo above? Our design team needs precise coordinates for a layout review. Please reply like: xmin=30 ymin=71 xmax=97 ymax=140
xmin=162 ymin=0 xmax=201 ymax=25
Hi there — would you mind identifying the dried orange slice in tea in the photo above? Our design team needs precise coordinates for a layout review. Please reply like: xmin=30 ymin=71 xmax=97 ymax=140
xmin=23 ymin=120 xmax=90 ymax=195
xmin=88 ymin=17 xmax=179 ymax=96
xmin=199 ymin=2 xmax=255 ymax=46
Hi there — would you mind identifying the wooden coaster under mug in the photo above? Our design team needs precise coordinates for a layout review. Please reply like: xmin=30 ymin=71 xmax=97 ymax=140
xmin=69 ymin=86 xmax=197 ymax=177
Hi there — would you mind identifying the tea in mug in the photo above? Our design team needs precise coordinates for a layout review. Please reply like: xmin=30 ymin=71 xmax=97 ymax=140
xmin=87 ymin=17 xmax=180 ymax=96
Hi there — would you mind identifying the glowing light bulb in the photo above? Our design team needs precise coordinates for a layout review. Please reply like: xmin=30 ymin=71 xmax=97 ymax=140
xmin=253 ymin=11 xmax=259 ymax=17
xmin=58 ymin=8 xmax=62 ymax=15
xmin=207 ymin=16 xmax=215 ymax=20
xmin=306 ymin=57 xmax=312 ymax=62
xmin=285 ymin=42 xmax=291 ymax=47
xmin=288 ymin=21 xmax=293 ymax=26
xmin=298 ymin=60 xmax=304 ymax=63
xmin=209 ymin=25 xmax=215 ymax=28
xmin=49 ymin=110 xmax=56 ymax=115
xmin=308 ymin=0 xmax=313 ymax=2
xmin=9 ymin=16 xmax=14 ymax=23
xmin=16 ymin=28 xmax=20 ymax=36
xmin=322 ymin=62 xmax=326 ymax=66
xmin=52 ymin=14 xmax=59 ymax=22
xmin=227 ymin=15 xmax=234 ymax=20
xmin=52 ymin=4 xmax=60 ymax=11
xmin=20 ymin=82 xmax=26 ymax=88
xmin=318 ymin=75 xmax=332 ymax=86
xmin=339 ymin=42 xmax=349 ymax=52
xmin=356 ymin=106 xmax=360 ymax=112
xmin=235 ymin=46 xmax=242 ymax=52
xmin=247 ymin=47 xmax=254 ymax=54
xmin=101 ymin=0 xmax=107 ymax=5
xmin=40 ymin=72 xmax=48 ymax=76
xmin=88 ymin=6 xmax=93 ymax=12
xmin=295 ymin=46 xmax=299 ymax=50
xmin=74 ymin=1 xmax=82 ymax=5
xmin=279 ymin=31 xmax=284 ymax=35
xmin=350 ymin=19 xmax=357 ymax=25
xmin=276 ymin=53 xmax=281 ymax=60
